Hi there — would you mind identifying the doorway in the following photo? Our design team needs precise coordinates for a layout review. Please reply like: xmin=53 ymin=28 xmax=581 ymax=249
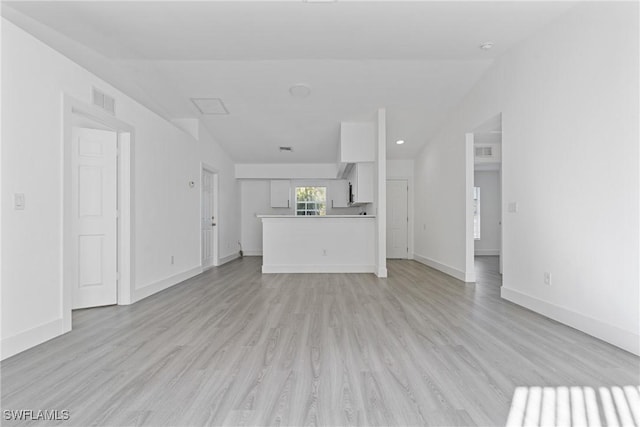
xmin=201 ymin=166 xmax=218 ymax=269
xmin=63 ymin=95 xmax=134 ymax=332
xmin=386 ymin=179 xmax=409 ymax=259
xmin=466 ymin=113 xmax=503 ymax=284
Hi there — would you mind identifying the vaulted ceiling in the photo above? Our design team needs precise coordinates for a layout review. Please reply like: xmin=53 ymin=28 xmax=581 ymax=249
xmin=3 ymin=1 xmax=577 ymax=162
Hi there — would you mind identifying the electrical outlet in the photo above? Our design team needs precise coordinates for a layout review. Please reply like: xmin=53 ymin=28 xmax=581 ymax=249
xmin=171 ymin=255 xmax=174 ymax=265
xmin=14 ymin=193 xmax=25 ymax=210
xmin=544 ymin=272 xmax=551 ymax=285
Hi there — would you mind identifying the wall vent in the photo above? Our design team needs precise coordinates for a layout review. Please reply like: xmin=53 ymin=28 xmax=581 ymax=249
xmin=92 ymin=87 xmax=116 ymax=115
xmin=279 ymin=146 xmax=293 ymax=152
xmin=475 ymin=146 xmax=493 ymax=157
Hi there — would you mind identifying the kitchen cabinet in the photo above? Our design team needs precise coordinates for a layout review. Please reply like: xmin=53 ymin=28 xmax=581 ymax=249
xmin=270 ymin=180 xmax=291 ymax=208
xmin=339 ymin=122 xmax=375 ymax=163
xmin=328 ymin=179 xmax=349 ymax=208
xmin=337 ymin=122 xmax=375 ymax=178
xmin=347 ymin=163 xmax=374 ymax=205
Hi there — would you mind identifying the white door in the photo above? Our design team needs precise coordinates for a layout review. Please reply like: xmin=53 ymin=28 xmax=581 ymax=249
xmin=386 ymin=180 xmax=409 ymax=259
xmin=202 ymin=169 xmax=216 ymax=268
xmin=71 ymin=128 xmax=118 ymax=309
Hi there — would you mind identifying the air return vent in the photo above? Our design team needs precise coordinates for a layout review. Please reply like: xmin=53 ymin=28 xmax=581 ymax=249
xmin=191 ymin=98 xmax=229 ymax=115
xmin=475 ymin=146 xmax=493 ymax=157
xmin=92 ymin=87 xmax=115 ymax=115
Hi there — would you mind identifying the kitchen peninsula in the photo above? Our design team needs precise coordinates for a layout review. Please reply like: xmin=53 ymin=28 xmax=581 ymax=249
xmin=258 ymin=215 xmax=376 ymax=273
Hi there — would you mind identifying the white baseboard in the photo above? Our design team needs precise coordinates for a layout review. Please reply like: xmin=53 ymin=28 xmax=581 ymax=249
xmin=243 ymin=250 xmax=263 ymax=256
xmin=501 ymin=287 xmax=640 ymax=356
xmin=376 ymin=266 xmax=388 ymax=278
xmin=475 ymin=249 xmax=500 ymax=256
xmin=133 ymin=266 xmax=203 ymax=303
xmin=413 ymin=253 xmax=470 ymax=282
xmin=1 ymin=318 xmax=65 ymax=360
xmin=262 ymin=264 xmax=376 ymax=274
xmin=218 ymin=252 xmax=240 ymax=265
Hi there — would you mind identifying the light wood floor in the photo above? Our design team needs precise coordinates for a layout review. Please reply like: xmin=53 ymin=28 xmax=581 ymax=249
xmin=1 ymin=257 xmax=638 ymax=426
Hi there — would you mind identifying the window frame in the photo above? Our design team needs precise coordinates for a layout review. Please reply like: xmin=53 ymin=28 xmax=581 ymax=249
xmin=295 ymin=186 xmax=327 ymax=216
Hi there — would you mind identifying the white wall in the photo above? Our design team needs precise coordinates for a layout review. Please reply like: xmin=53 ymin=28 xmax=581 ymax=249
xmin=387 ymin=159 xmax=414 ymax=179
xmin=413 ymin=126 xmax=468 ymax=280
xmin=474 ymin=170 xmax=500 ymax=256
xmin=236 ymin=163 xmax=338 ymax=179
xmin=1 ymin=20 xmax=240 ymax=359
xmin=261 ymin=217 xmax=376 ymax=273
xmin=240 ymin=179 xmax=360 ymax=255
xmin=413 ymin=2 xmax=639 ymax=354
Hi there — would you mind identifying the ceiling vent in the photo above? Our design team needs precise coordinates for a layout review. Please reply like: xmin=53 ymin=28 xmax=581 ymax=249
xmin=475 ymin=146 xmax=493 ymax=157
xmin=191 ymin=98 xmax=229 ymax=115
xmin=92 ymin=87 xmax=115 ymax=115
xmin=279 ymin=146 xmax=293 ymax=152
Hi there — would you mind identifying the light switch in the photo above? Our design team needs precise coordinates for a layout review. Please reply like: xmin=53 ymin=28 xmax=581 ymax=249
xmin=14 ymin=193 xmax=25 ymax=210
xmin=507 ymin=202 xmax=518 ymax=213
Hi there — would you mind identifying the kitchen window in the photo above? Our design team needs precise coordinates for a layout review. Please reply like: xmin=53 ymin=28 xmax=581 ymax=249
xmin=295 ymin=187 xmax=326 ymax=216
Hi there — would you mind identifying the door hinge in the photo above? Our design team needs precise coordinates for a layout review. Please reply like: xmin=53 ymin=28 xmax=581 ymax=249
xmin=116 ymin=210 xmax=120 ymax=218
xmin=116 ymin=272 xmax=121 ymax=280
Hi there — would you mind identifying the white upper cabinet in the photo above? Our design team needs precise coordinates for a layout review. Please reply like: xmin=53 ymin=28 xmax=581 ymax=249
xmin=270 ymin=180 xmax=291 ymax=208
xmin=348 ymin=162 xmax=374 ymax=205
xmin=328 ymin=179 xmax=349 ymax=208
xmin=339 ymin=122 xmax=375 ymax=163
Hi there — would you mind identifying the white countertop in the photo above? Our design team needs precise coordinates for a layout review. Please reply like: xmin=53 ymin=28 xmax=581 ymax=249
xmin=257 ymin=214 xmax=375 ymax=218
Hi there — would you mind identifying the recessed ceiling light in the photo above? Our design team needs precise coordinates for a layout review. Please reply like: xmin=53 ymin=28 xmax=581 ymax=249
xmin=396 ymin=140 xmax=405 ymax=145
xmin=191 ymin=98 xmax=229 ymax=115
xmin=479 ymin=41 xmax=494 ymax=50
xmin=289 ymin=84 xmax=311 ymax=98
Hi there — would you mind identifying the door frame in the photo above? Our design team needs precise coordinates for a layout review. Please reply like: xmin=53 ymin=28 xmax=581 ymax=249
xmin=386 ymin=178 xmax=412 ymax=259
xmin=62 ymin=94 xmax=135 ymax=332
xmin=201 ymin=163 xmax=219 ymax=268
xmin=464 ymin=133 xmax=477 ymax=283
xmin=385 ymin=174 xmax=414 ymax=258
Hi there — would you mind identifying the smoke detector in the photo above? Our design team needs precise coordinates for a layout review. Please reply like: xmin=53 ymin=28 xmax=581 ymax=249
xmin=479 ymin=41 xmax=494 ymax=50
xmin=289 ymin=84 xmax=311 ymax=98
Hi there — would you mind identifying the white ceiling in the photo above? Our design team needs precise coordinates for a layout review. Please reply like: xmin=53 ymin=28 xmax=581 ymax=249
xmin=3 ymin=1 xmax=577 ymax=162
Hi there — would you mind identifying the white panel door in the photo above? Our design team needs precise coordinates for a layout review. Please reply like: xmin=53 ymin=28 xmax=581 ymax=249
xmin=202 ymin=169 xmax=215 ymax=268
xmin=71 ymin=128 xmax=117 ymax=309
xmin=386 ymin=180 xmax=408 ymax=259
